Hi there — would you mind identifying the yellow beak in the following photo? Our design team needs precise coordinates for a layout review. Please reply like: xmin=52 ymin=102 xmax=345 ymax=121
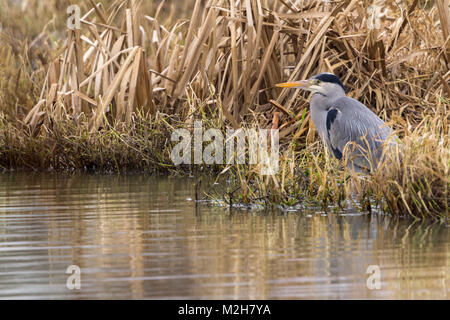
xmin=275 ymin=80 xmax=310 ymax=88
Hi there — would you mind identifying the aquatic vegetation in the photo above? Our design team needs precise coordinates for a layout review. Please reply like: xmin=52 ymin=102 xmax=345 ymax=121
xmin=0 ymin=0 xmax=448 ymax=220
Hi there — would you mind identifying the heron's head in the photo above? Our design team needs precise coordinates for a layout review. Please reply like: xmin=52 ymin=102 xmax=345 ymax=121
xmin=275 ymin=73 xmax=346 ymax=97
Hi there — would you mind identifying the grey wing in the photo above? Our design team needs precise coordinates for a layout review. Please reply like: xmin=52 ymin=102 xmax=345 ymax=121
xmin=326 ymin=97 xmax=391 ymax=170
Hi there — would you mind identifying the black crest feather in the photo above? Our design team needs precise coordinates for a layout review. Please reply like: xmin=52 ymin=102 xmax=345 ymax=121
xmin=312 ymin=73 xmax=347 ymax=92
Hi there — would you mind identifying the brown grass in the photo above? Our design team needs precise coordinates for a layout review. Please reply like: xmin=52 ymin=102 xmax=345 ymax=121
xmin=17 ymin=0 xmax=449 ymax=135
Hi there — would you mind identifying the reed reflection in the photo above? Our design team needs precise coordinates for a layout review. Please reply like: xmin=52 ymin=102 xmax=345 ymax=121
xmin=0 ymin=173 xmax=448 ymax=299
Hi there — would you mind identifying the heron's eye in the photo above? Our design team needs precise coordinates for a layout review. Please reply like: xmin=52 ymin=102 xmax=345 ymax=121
xmin=316 ymin=80 xmax=321 ymax=84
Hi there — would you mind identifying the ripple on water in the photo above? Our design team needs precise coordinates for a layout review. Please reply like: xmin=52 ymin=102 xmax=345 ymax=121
xmin=0 ymin=173 xmax=448 ymax=299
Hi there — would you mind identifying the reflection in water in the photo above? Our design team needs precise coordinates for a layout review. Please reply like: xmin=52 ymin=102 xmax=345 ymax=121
xmin=0 ymin=173 xmax=448 ymax=299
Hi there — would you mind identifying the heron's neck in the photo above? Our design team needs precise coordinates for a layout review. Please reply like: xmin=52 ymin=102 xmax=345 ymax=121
xmin=310 ymin=91 xmax=345 ymax=109
xmin=310 ymin=92 xmax=331 ymax=109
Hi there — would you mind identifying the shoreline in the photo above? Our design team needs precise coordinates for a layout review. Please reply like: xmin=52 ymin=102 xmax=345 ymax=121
xmin=0 ymin=1 xmax=448 ymax=220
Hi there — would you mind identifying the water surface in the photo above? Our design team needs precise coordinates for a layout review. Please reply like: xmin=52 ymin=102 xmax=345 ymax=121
xmin=0 ymin=173 xmax=448 ymax=299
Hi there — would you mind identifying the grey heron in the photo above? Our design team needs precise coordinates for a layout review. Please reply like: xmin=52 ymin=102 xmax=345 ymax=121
xmin=276 ymin=73 xmax=393 ymax=172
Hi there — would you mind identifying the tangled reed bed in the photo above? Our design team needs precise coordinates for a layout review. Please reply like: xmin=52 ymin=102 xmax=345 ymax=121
xmin=13 ymin=0 xmax=448 ymax=134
